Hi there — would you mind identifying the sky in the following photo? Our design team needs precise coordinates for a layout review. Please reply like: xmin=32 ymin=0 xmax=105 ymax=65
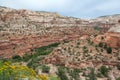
xmin=0 ymin=0 xmax=120 ymax=18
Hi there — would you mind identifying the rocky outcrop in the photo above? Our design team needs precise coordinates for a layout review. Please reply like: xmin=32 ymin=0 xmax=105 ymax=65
xmin=109 ymin=24 xmax=120 ymax=32
xmin=93 ymin=32 xmax=120 ymax=48
xmin=104 ymin=32 xmax=120 ymax=48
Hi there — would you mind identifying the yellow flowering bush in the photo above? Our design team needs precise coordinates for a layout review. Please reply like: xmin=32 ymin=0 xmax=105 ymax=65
xmin=0 ymin=61 xmax=49 ymax=80
xmin=0 ymin=61 xmax=61 ymax=80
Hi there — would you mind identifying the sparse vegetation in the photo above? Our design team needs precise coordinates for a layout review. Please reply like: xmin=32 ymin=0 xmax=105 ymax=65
xmin=41 ymin=65 xmax=50 ymax=73
xmin=117 ymin=64 xmax=120 ymax=70
xmin=69 ymin=68 xmax=80 ymax=80
xmin=57 ymin=67 xmax=69 ymax=80
xmin=94 ymin=26 xmax=102 ymax=31
xmin=100 ymin=66 xmax=108 ymax=77
xmin=88 ymin=68 xmax=97 ymax=80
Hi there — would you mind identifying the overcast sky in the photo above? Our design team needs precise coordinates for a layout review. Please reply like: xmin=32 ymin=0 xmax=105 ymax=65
xmin=0 ymin=0 xmax=120 ymax=18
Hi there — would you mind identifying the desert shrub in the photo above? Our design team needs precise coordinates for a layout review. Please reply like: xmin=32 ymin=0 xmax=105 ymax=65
xmin=94 ymin=26 xmax=102 ymax=31
xmin=83 ymin=49 xmax=88 ymax=53
xmin=83 ymin=46 xmax=87 ymax=49
xmin=77 ymin=42 xmax=80 ymax=45
xmin=88 ymin=68 xmax=97 ymax=80
xmin=101 ymin=36 xmax=104 ymax=40
xmin=57 ymin=67 xmax=69 ymax=80
xmin=96 ymin=72 xmax=102 ymax=78
xmin=82 ymin=72 xmax=87 ymax=76
xmin=12 ymin=55 xmax=22 ymax=62
xmin=117 ymin=57 xmax=120 ymax=60
xmin=69 ymin=68 xmax=80 ymax=80
xmin=100 ymin=66 xmax=108 ymax=77
xmin=22 ymin=53 xmax=32 ymax=62
xmin=94 ymin=34 xmax=97 ymax=37
xmin=63 ymin=40 xmax=69 ymax=43
xmin=106 ymin=47 xmax=112 ymax=54
xmin=99 ymin=42 xmax=104 ymax=47
xmin=41 ymin=65 xmax=50 ymax=73
xmin=116 ymin=64 xmax=120 ymax=70
xmin=27 ymin=57 xmax=44 ymax=69
xmin=101 ymin=49 xmax=103 ymax=52
xmin=27 ymin=59 xmax=39 ymax=69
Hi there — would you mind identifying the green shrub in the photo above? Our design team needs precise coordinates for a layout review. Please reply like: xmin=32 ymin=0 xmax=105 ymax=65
xmin=106 ymin=47 xmax=112 ymax=54
xmin=100 ymin=66 xmax=108 ymax=77
xmin=69 ymin=68 xmax=80 ymax=80
xmin=96 ymin=72 xmax=102 ymax=78
xmin=35 ymin=42 xmax=59 ymax=55
xmin=99 ymin=42 xmax=104 ymax=47
xmin=94 ymin=26 xmax=102 ymax=31
xmin=77 ymin=42 xmax=80 ymax=45
xmin=41 ymin=65 xmax=50 ymax=73
xmin=88 ymin=68 xmax=97 ymax=80
xmin=117 ymin=64 xmax=120 ymax=70
xmin=22 ymin=53 xmax=32 ymax=62
xmin=21 ymin=42 xmax=60 ymax=68
xmin=57 ymin=67 xmax=69 ymax=80
xmin=12 ymin=55 xmax=22 ymax=62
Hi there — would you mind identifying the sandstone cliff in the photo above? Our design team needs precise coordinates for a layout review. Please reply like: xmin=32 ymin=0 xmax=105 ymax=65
xmin=0 ymin=6 xmax=120 ymax=58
